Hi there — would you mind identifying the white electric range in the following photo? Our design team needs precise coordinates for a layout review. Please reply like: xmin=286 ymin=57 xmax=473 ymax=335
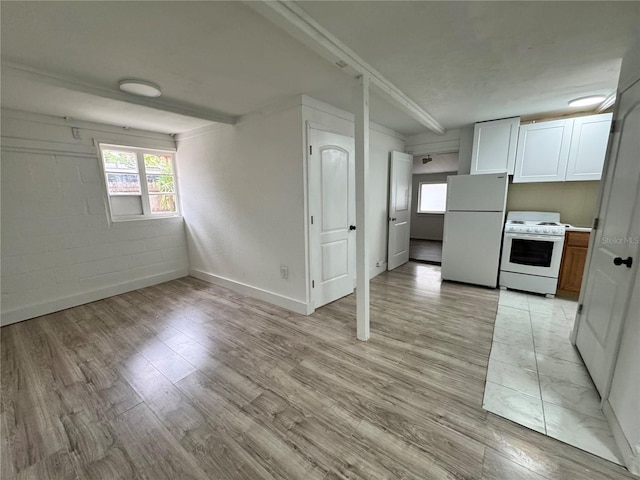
xmin=499 ymin=211 xmax=566 ymax=297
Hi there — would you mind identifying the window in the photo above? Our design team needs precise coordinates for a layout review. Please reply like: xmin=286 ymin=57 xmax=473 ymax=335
xmin=99 ymin=144 xmax=179 ymax=221
xmin=417 ymin=182 xmax=447 ymax=214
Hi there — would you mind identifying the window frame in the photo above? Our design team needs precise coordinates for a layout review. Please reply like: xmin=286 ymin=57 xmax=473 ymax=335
xmin=417 ymin=181 xmax=448 ymax=214
xmin=98 ymin=142 xmax=181 ymax=222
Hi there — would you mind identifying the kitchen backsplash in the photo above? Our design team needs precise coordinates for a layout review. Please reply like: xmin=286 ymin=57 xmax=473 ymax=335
xmin=506 ymin=181 xmax=600 ymax=228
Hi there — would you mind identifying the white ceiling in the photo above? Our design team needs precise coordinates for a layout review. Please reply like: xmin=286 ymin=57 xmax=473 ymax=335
xmin=1 ymin=2 xmax=638 ymax=135
xmin=0 ymin=75 xmax=213 ymax=134
xmin=298 ymin=1 xmax=639 ymax=129
xmin=0 ymin=1 xmax=425 ymax=134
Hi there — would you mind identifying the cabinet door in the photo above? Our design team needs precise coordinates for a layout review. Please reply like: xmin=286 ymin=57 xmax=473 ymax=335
xmin=513 ymin=119 xmax=573 ymax=183
xmin=558 ymin=245 xmax=589 ymax=293
xmin=470 ymin=117 xmax=520 ymax=175
xmin=565 ymin=113 xmax=613 ymax=181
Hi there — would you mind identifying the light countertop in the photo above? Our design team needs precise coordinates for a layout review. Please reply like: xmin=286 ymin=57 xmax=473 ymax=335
xmin=565 ymin=226 xmax=592 ymax=232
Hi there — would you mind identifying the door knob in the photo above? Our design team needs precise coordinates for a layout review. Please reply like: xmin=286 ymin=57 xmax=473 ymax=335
xmin=613 ymin=256 xmax=633 ymax=268
xmin=349 ymin=225 xmax=356 ymax=231
xmin=390 ymin=217 xmax=397 ymax=222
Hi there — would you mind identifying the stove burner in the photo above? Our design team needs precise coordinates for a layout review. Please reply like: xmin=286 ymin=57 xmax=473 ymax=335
xmin=510 ymin=220 xmax=525 ymax=224
xmin=538 ymin=222 xmax=559 ymax=226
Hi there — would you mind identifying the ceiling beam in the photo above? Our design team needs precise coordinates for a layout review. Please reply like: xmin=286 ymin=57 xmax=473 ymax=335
xmin=247 ymin=0 xmax=445 ymax=134
xmin=2 ymin=62 xmax=237 ymax=126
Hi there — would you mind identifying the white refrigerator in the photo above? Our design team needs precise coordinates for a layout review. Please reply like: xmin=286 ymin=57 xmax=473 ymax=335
xmin=441 ymin=173 xmax=508 ymax=288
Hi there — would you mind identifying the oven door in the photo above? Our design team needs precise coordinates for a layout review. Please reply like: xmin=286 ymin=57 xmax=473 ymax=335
xmin=501 ymin=232 xmax=564 ymax=278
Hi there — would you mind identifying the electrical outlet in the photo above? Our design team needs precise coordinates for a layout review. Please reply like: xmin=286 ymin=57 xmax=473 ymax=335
xmin=71 ymin=127 xmax=82 ymax=139
xmin=280 ymin=266 xmax=289 ymax=279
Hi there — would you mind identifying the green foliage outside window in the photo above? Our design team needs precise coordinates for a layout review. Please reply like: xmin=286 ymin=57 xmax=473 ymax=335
xmin=144 ymin=154 xmax=176 ymax=212
xmin=103 ymin=150 xmax=137 ymax=171
xmin=100 ymin=145 xmax=179 ymax=218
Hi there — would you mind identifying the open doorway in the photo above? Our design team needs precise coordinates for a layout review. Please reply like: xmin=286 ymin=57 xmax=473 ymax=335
xmin=409 ymin=151 xmax=459 ymax=265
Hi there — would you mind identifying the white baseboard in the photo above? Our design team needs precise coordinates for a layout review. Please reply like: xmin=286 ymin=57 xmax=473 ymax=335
xmin=0 ymin=268 xmax=189 ymax=326
xmin=603 ymin=399 xmax=640 ymax=475
xmin=189 ymin=268 xmax=311 ymax=315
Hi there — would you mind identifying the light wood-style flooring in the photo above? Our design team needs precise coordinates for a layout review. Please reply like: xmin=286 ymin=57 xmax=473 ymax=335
xmin=1 ymin=262 xmax=634 ymax=479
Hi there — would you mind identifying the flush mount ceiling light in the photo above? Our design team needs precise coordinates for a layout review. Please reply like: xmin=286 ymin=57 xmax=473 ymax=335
xmin=119 ymin=79 xmax=162 ymax=98
xmin=568 ymin=95 xmax=606 ymax=107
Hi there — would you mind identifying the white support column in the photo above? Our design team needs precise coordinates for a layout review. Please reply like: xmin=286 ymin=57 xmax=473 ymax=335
xmin=354 ymin=74 xmax=370 ymax=341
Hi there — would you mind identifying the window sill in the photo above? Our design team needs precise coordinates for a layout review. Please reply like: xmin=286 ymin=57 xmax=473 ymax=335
xmin=111 ymin=214 xmax=183 ymax=223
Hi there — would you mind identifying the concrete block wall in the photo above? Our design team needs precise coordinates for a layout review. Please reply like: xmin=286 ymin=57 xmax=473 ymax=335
xmin=1 ymin=110 xmax=189 ymax=325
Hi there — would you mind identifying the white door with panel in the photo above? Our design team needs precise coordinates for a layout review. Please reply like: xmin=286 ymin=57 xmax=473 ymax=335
xmin=513 ymin=119 xmax=573 ymax=183
xmin=387 ymin=151 xmax=413 ymax=270
xmin=607 ymin=264 xmax=640 ymax=474
xmin=565 ymin=113 xmax=613 ymax=181
xmin=576 ymin=79 xmax=640 ymax=397
xmin=470 ymin=117 xmax=520 ymax=175
xmin=308 ymin=128 xmax=356 ymax=309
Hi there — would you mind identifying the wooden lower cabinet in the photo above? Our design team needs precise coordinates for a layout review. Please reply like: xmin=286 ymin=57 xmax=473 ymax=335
xmin=557 ymin=231 xmax=590 ymax=298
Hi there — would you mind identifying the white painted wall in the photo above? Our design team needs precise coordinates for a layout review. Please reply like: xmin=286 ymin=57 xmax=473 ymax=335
xmin=457 ymin=125 xmax=475 ymax=175
xmin=412 ymin=152 xmax=458 ymax=175
xmin=176 ymin=104 xmax=309 ymax=313
xmin=406 ymin=126 xmax=473 ymax=175
xmin=406 ymin=128 xmax=461 ymax=155
xmin=176 ymin=96 xmax=404 ymax=315
xmin=1 ymin=110 xmax=189 ymax=325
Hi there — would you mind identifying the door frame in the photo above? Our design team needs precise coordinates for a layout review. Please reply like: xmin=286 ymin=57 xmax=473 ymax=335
xmin=570 ymin=85 xmax=640 ymax=402
xmin=570 ymin=39 xmax=640 ymax=472
xmin=305 ymin=121 xmax=355 ymax=313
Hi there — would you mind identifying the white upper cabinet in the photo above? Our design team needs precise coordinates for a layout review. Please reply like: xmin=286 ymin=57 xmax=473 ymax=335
xmin=565 ymin=113 xmax=613 ymax=181
xmin=514 ymin=113 xmax=613 ymax=183
xmin=470 ymin=117 xmax=520 ymax=175
xmin=513 ymin=119 xmax=573 ymax=183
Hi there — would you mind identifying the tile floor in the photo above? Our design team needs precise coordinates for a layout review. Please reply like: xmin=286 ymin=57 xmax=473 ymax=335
xmin=483 ymin=289 xmax=624 ymax=465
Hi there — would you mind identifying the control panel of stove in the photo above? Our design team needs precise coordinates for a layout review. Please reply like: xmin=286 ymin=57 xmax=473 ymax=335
xmin=505 ymin=224 xmax=565 ymax=236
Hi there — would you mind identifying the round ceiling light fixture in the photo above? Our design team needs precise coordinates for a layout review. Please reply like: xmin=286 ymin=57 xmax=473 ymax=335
xmin=119 ymin=79 xmax=162 ymax=98
xmin=568 ymin=95 xmax=606 ymax=107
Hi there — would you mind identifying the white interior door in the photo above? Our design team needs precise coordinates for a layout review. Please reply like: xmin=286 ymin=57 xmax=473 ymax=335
xmin=576 ymin=78 xmax=640 ymax=397
xmin=387 ymin=151 xmax=413 ymax=270
xmin=309 ymin=127 xmax=355 ymax=308
xmin=607 ymin=263 xmax=640 ymax=473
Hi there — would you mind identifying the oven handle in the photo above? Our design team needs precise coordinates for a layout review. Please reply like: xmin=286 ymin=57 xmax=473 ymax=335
xmin=504 ymin=232 xmax=565 ymax=242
